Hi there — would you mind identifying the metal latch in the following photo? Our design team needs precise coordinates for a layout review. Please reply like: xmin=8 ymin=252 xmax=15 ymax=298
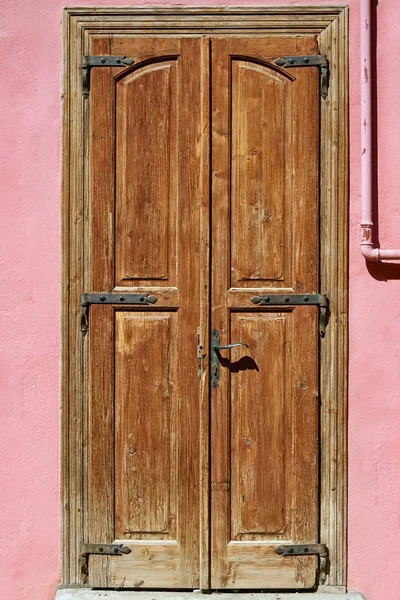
xmin=197 ymin=327 xmax=205 ymax=377
xmin=275 ymin=543 xmax=328 ymax=585
xmin=80 ymin=543 xmax=131 ymax=583
xmin=82 ymin=55 xmax=134 ymax=98
xmin=275 ymin=55 xmax=329 ymax=99
xmin=81 ymin=292 xmax=158 ymax=336
xmin=250 ymin=294 xmax=329 ymax=338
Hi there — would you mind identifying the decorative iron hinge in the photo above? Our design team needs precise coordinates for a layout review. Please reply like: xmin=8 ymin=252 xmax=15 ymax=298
xmin=80 ymin=292 xmax=158 ymax=336
xmin=275 ymin=543 xmax=328 ymax=585
xmin=275 ymin=55 xmax=329 ymax=99
xmin=80 ymin=543 xmax=131 ymax=583
xmin=250 ymin=294 xmax=329 ymax=338
xmin=82 ymin=55 xmax=134 ymax=98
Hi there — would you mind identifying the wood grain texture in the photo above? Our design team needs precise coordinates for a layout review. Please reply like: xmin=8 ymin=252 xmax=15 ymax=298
xmin=86 ymin=36 xmax=115 ymax=587
xmin=225 ymin=543 xmax=316 ymax=589
xmin=217 ymin=308 xmax=319 ymax=589
xmin=210 ymin=36 xmax=320 ymax=589
xmin=110 ymin=541 xmax=180 ymax=588
xmin=89 ymin=36 xmax=114 ymax=292
xmin=116 ymin=61 xmax=178 ymax=284
xmin=228 ymin=40 xmax=319 ymax=291
xmin=230 ymin=313 xmax=286 ymax=536
xmin=87 ymin=305 xmax=114 ymax=587
xmin=83 ymin=35 xmax=208 ymax=588
xmin=65 ymin=7 xmax=345 ymax=36
xmin=62 ymin=10 xmax=84 ymax=584
xmin=231 ymin=60 xmax=287 ymax=283
xmin=318 ymin=7 xmax=349 ymax=587
xmin=115 ymin=312 xmax=175 ymax=536
xmin=62 ymin=7 xmax=348 ymax=588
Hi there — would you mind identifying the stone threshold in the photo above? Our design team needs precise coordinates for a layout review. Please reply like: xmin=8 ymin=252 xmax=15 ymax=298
xmin=55 ymin=589 xmax=365 ymax=600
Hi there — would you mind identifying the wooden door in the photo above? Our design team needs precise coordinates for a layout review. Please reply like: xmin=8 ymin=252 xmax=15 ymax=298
xmin=85 ymin=33 xmax=320 ymax=590
xmin=86 ymin=36 xmax=209 ymax=588
xmin=210 ymin=37 xmax=320 ymax=589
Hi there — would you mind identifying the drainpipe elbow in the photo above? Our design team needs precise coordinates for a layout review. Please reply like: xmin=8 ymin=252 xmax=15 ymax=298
xmin=361 ymin=219 xmax=380 ymax=262
xmin=361 ymin=223 xmax=380 ymax=260
xmin=361 ymin=223 xmax=400 ymax=261
xmin=361 ymin=243 xmax=380 ymax=261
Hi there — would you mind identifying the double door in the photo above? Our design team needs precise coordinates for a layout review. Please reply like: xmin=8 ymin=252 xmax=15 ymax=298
xmin=86 ymin=34 xmax=320 ymax=590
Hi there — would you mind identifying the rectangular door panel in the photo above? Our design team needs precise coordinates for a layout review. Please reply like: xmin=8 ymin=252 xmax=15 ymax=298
xmin=211 ymin=37 xmax=319 ymax=293
xmin=115 ymin=311 xmax=178 ymax=538
xmin=231 ymin=59 xmax=287 ymax=283
xmin=115 ymin=59 xmax=178 ymax=284
xmin=110 ymin=541 xmax=180 ymax=588
xmin=230 ymin=312 xmax=287 ymax=537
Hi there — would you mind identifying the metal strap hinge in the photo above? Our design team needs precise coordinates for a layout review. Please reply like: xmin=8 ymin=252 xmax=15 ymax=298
xmin=275 ymin=55 xmax=329 ymax=99
xmin=82 ymin=55 xmax=134 ymax=98
xmin=275 ymin=543 xmax=328 ymax=585
xmin=250 ymin=294 xmax=329 ymax=338
xmin=81 ymin=292 xmax=158 ymax=336
xmin=80 ymin=543 xmax=131 ymax=583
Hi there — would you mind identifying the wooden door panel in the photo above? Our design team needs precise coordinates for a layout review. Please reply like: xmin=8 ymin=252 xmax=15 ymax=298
xmin=225 ymin=544 xmax=316 ymax=589
xmin=230 ymin=312 xmax=287 ymax=537
xmin=115 ymin=311 xmax=178 ymax=537
xmin=87 ymin=35 xmax=209 ymax=588
xmin=115 ymin=60 xmax=178 ymax=285
xmin=211 ymin=36 xmax=320 ymax=589
xmin=110 ymin=541 xmax=180 ymax=588
xmin=212 ymin=37 xmax=319 ymax=292
xmin=231 ymin=59 xmax=289 ymax=283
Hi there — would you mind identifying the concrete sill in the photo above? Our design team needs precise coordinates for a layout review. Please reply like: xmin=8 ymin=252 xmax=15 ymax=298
xmin=55 ymin=589 xmax=365 ymax=600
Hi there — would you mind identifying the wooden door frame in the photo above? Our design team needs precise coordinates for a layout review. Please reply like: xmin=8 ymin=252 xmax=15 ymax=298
xmin=62 ymin=6 xmax=348 ymax=591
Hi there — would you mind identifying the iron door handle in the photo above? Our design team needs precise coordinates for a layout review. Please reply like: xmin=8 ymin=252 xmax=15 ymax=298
xmin=210 ymin=330 xmax=249 ymax=388
xmin=212 ymin=342 xmax=249 ymax=350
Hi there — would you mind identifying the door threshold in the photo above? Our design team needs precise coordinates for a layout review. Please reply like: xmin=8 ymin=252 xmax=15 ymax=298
xmin=55 ymin=588 xmax=365 ymax=600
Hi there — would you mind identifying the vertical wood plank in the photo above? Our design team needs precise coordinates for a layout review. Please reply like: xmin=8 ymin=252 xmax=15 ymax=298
xmin=89 ymin=36 xmax=114 ymax=292
xmin=86 ymin=35 xmax=115 ymax=587
xmin=318 ymin=6 xmax=349 ymax=588
xmin=87 ymin=306 xmax=114 ymax=586
xmin=198 ymin=36 xmax=211 ymax=591
xmin=174 ymin=37 xmax=206 ymax=587
xmin=62 ymin=14 xmax=87 ymax=584
xmin=210 ymin=36 xmax=231 ymax=587
xmin=231 ymin=61 xmax=286 ymax=283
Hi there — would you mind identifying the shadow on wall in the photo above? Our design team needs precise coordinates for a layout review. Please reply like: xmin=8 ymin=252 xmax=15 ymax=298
xmin=367 ymin=261 xmax=400 ymax=280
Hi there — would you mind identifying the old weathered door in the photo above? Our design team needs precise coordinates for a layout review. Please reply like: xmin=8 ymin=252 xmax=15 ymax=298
xmin=85 ymin=33 xmax=320 ymax=590
xmin=209 ymin=37 xmax=320 ymax=589
xmin=86 ymin=36 xmax=209 ymax=589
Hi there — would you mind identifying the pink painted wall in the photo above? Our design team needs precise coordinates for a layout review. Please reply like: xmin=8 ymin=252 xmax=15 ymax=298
xmin=1 ymin=1 xmax=399 ymax=599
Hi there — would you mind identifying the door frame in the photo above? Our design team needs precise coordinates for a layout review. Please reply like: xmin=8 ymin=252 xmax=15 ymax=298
xmin=61 ymin=6 xmax=349 ymax=591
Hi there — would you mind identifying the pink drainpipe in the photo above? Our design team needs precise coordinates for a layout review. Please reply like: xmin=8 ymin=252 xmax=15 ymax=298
xmin=360 ymin=0 xmax=400 ymax=261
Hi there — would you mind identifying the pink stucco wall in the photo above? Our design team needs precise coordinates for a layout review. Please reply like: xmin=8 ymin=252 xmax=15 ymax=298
xmin=1 ymin=1 xmax=400 ymax=599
